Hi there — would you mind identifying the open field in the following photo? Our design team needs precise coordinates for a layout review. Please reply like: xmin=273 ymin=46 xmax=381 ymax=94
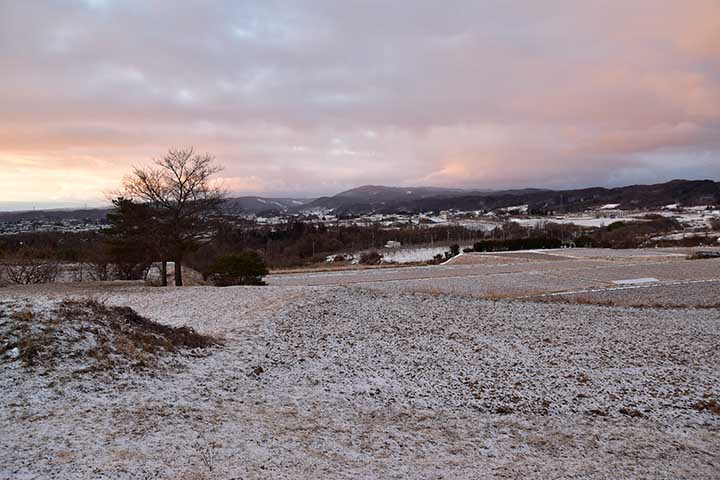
xmin=2 ymin=248 xmax=719 ymax=479
xmin=267 ymin=248 xmax=720 ymax=306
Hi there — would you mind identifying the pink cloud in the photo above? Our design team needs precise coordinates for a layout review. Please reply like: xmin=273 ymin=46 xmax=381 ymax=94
xmin=0 ymin=0 xmax=719 ymax=203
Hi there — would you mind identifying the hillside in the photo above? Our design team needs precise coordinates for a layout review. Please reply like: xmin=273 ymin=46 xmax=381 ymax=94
xmin=222 ymin=196 xmax=311 ymax=215
xmin=0 ymin=196 xmax=312 ymax=223
xmin=302 ymin=185 xmax=547 ymax=214
xmin=0 ymin=207 xmax=114 ymax=223
xmin=304 ymin=180 xmax=719 ymax=215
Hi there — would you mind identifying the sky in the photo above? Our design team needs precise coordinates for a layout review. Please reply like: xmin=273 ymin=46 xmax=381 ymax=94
xmin=1 ymin=0 xmax=719 ymax=208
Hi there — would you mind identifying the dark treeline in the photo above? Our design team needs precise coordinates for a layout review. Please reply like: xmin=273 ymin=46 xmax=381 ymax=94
xmin=0 ymin=231 xmax=100 ymax=262
xmin=187 ymin=221 xmax=489 ymax=270
xmin=0 ymin=222 xmax=488 ymax=272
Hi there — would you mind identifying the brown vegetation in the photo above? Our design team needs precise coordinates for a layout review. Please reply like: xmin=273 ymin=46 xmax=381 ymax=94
xmin=1 ymin=299 xmax=220 ymax=374
xmin=693 ymin=398 xmax=720 ymax=415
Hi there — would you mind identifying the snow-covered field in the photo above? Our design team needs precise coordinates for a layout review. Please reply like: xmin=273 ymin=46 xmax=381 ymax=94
xmin=510 ymin=210 xmax=719 ymax=230
xmin=380 ymin=245 xmax=472 ymax=264
xmin=536 ymin=279 xmax=720 ymax=308
xmin=511 ymin=216 xmax=617 ymax=228
xmin=2 ymin=271 xmax=720 ymax=478
xmin=327 ymin=245 xmax=474 ymax=265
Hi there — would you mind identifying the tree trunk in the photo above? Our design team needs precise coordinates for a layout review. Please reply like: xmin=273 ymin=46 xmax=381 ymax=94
xmin=174 ymin=258 xmax=183 ymax=286
xmin=160 ymin=261 xmax=168 ymax=287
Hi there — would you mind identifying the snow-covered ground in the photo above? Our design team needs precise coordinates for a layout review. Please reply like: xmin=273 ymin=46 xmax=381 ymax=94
xmin=512 ymin=216 xmax=622 ymax=228
xmin=510 ymin=210 xmax=720 ymax=230
xmin=326 ymin=245 xmax=473 ymax=265
xmin=1 ymin=280 xmax=719 ymax=479
xmin=380 ymin=245 xmax=471 ymax=264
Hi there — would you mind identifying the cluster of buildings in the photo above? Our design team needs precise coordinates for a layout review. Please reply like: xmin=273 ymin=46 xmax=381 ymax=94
xmin=2 ymin=202 xmax=717 ymax=239
xmin=0 ymin=218 xmax=107 ymax=235
xmin=215 ymin=202 xmax=720 ymax=238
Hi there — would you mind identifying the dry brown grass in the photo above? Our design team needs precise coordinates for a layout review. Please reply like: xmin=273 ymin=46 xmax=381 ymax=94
xmin=693 ymin=398 xmax=720 ymax=415
xmin=1 ymin=299 xmax=221 ymax=373
xmin=61 ymin=299 xmax=219 ymax=350
xmin=270 ymin=261 xmax=428 ymax=275
xmin=528 ymin=293 xmax=720 ymax=310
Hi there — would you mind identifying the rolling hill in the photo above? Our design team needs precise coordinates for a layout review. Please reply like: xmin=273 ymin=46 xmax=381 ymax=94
xmin=298 ymin=180 xmax=719 ymax=215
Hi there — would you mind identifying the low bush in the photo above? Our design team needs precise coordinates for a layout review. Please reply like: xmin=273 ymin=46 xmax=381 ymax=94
xmin=430 ymin=253 xmax=445 ymax=264
xmin=359 ymin=250 xmax=383 ymax=265
xmin=203 ymin=252 xmax=269 ymax=286
xmin=0 ymin=255 xmax=59 ymax=285
xmin=445 ymin=244 xmax=460 ymax=259
xmin=607 ymin=221 xmax=626 ymax=232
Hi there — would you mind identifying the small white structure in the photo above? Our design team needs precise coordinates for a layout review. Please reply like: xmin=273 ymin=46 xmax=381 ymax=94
xmin=385 ymin=240 xmax=402 ymax=248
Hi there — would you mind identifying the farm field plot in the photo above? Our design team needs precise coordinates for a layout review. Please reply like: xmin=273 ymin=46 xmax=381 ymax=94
xmin=563 ymin=259 xmax=720 ymax=284
xmin=448 ymin=248 xmax=688 ymax=264
xmin=2 ymin=285 xmax=719 ymax=479
xmin=267 ymin=258 xmax=606 ymax=287
xmin=268 ymin=249 xmax=720 ymax=305
xmin=359 ymin=271 xmax=610 ymax=298
xmin=533 ymin=280 xmax=720 ymax=308
xmin=545 ymin=248 xmax=689 ymax=260
xmin=445 ymin=251 xmax=565 ymax=265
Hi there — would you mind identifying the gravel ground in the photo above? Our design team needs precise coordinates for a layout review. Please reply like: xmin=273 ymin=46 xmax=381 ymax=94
xmin=1 ymin=284 xmax=719 ymax=479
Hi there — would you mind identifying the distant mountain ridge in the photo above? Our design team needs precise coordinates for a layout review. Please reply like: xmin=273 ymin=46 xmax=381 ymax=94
xmin=222 ymin=197 xmax=311 ymax=215
xmin=309 ymin=180 xmax=719 ymax=215
xmin=0 ymin=207 xmax=115 ymax=223
xmin=1 ymin=179 xmax=718 ymax=222
xmin=303 ymin=185 xmax=548 ymax=213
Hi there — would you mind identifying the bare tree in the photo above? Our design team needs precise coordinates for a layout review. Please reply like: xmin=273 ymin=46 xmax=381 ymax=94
xmin=121 ymin=148 xmax=225 ymax=286
xmin=0 ymin=255 xmax=59 ymax=285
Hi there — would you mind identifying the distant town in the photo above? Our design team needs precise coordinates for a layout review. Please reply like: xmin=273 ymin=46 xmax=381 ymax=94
xmin=2 ymin=194 xmax=718 ymax=247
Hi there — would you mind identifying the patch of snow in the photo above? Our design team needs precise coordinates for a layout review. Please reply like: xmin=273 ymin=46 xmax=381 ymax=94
xmin=612 ymin=278 xmax=659 ymax=285
xmin=379 ymin=245 xmax=469 ymax=263
xmin=500 ymin=205 xmax=529 ymax=214
xmin=512 ymin=217 xmax=611 ymax=228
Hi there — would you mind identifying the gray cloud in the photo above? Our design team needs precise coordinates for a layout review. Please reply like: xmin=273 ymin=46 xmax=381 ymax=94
xmin=0 ymin=0 xmax=719 ymax=203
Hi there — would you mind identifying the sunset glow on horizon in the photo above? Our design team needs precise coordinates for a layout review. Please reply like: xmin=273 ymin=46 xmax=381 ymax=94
xmin=1 ymin=0 xmax=719 ymax=207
